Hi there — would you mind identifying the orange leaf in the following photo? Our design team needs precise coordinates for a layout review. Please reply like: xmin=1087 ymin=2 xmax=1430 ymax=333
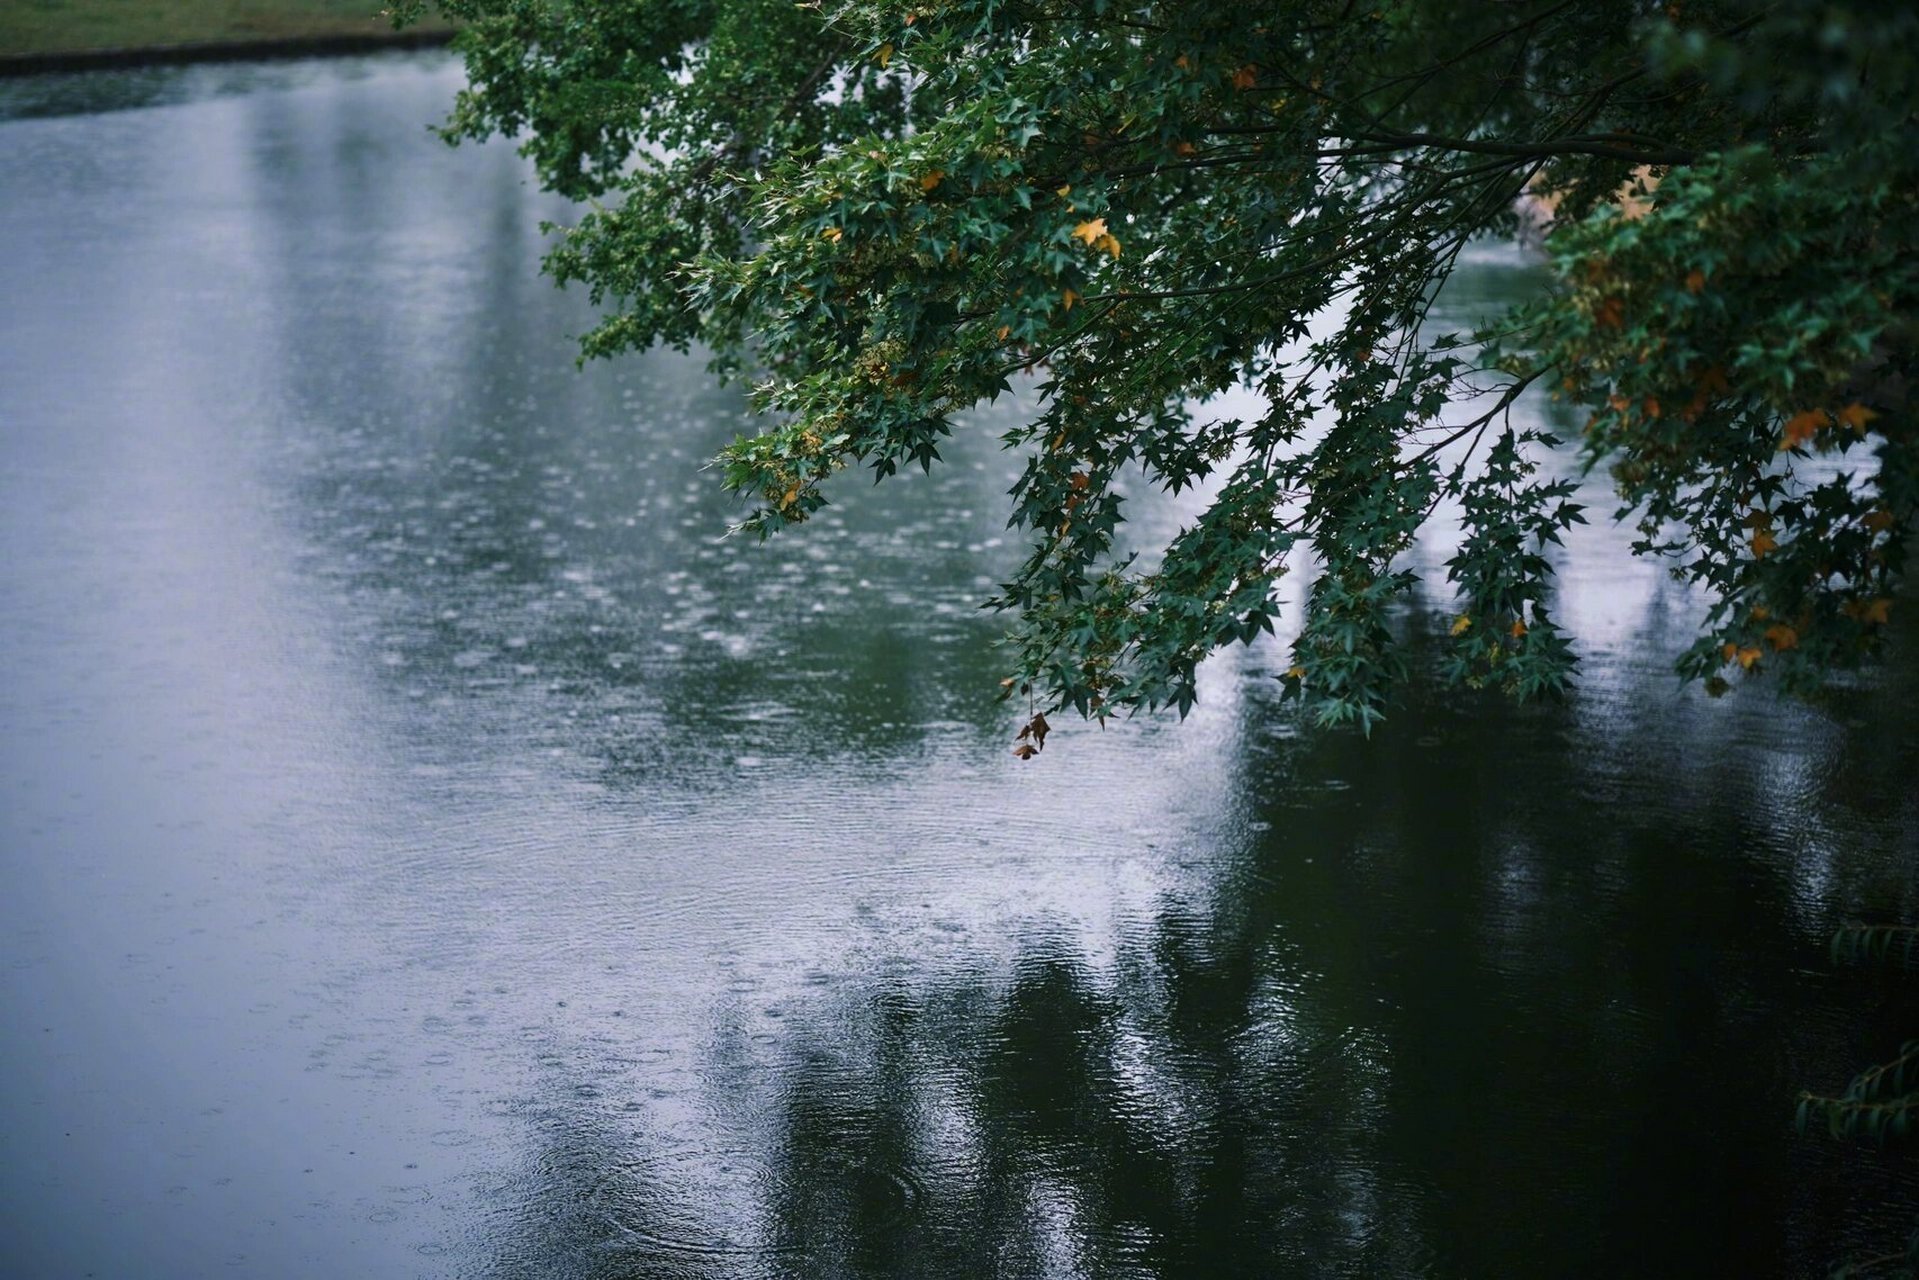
xmin=1763 ymin=623 xmax=1799 ymax=651
xmin=1595 ymin=296 xmax=1624 ymax=329
xmin=1094 ymin=232 xmax=1122 ymax=259
xmin=1780 ymin=408 xmax=1828 ymax=449
xmin=918 ymin=169 xmax=944 ymax=192
xmin=1836 ymin=401 xmax=1880 ymax=433
xmin=1864 ymin=598 xmax=1892 ymax=625
xmin=1175 ymin=141 xmax=1197 ymax=156
xmin=1509 ymin=618 xmax=1528 ymax=639
xmin=1750 ymin=529 xmax=1778 ymax=558
xmin=1060 ymin=288 xmax=1080 ymax=311
xmin=1231 ymin=64 xmax=1259 ymax=90
xmin=1721 ymin=642 xmax=1739 ymax=662
xmin=1864 ymin=509 xmax=1895 ymax=533
xmin=1685 ymin=268 xmax=1706 ymax=294
xmin=1737 ymin=646 xmax=1763 ymax=670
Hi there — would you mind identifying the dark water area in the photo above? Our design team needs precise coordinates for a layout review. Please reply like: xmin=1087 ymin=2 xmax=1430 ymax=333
xmin=3 ymin=54 xmax=1917 ymax=1280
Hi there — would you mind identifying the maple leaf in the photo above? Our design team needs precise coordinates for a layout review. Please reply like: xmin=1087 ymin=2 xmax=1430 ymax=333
xmin=1864 ymin=598 xmax=1892 ymax=625
xmin=1863 ymin=510 xmax=1895 ymax=533
xmin=1450 ymin=614 xmax=1473 ymax=636
xmin=1763 ymin=623 xmax=1799 ymax=651
xmin=1780 ymin=408 xmax=1828 ymax=449
xmin=1095 ymin=233 xmax=1122 ymax=259
xmin=918 ymin=169 xmax=944 ymax=192
xmin=1595 ymin=296 xmax=1624 ymax=329
xmin=1012 ymin=743 xmax=1038 ymax=760
xmin=1836 ymin=401 xmax=1880 ymax=433
xmin=875 ymin=42 xmax=893 ymax=68
xmin=1685 ymin=268 xmax=1706 ymax=294
xmin=1737 ymin=646 xmax=1763 ymax=670
xmin=1072 ymin=218 xmax=1108 ymax=246
xmin=1060 ymin=288 xmax=1080 ymax=311
xmin=1509 ymin=618 xmax=1528 ymax=639
xmin=821 ymin=226 xmax=842 ymax=242
xmin=1231 ymin=64 xmax=1259 ymax=90
xmin=1750 ymin=529 xmax=1778 ymax=558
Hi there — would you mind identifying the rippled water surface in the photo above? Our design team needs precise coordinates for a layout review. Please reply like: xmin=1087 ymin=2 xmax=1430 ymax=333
xmin=3 ymin=54 xmax=1918 ymax=1280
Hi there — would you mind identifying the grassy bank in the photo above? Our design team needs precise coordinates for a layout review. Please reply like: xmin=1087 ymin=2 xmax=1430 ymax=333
xmin=0 ymin=1 xmax=449 ymax=59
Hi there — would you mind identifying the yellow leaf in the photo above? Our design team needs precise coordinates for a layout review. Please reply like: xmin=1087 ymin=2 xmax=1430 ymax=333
xmin=1285 ymin=665 xmax=1305 ymax=680
xmin=1864 ymin=598 xmax=1892 ymax=625
xmin=876 ymin=42 xmax=893 ymax=68
xmin=779 ymin=484 xmax=801 ymax=510
xmin=1072 ymin=217 xmax=1108 ymax=246
xmin=1750 ymin=529 xmax=1778 ymax=558
xmin=1060 ymin=288 xmax=1080 ymax=311
xmin=1750 ymin=604 xmax=1770 ymax=620
xmin=821 ymin=226 xmax=842 ymax=242
xmin=1509 ymin=618 xmax=1528 ymax=639
xmin=1737 ymin=646 xmax=1763 ymax=670
xmin=1763 ymin=623 xmax=1799 ymax=651
xmin=1721 ymin=642 xmax=1739 ymax=662
xmin=919 ymin=169 xmax=944 ymax=192
xmin=995 ymin=325 xmax=1011 ymax=341
xmin=1450 ymin=614 xmax=1473 ymax=637
xmin=1056 ymin=184 xmax=1072 ymax=198
xmin=1837 ymin=401 xmax=1880 ymax=433
xmin=1095 ymin=232 xmax=1121 ymax=259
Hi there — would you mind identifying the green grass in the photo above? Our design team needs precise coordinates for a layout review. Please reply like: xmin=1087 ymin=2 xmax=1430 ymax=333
xmin=0 ymin=0 xmax=449 ymax=58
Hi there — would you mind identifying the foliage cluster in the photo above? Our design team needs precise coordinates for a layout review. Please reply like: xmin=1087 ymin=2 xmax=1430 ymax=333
xmin=400 ymin=0 xmax=1916 ymax=736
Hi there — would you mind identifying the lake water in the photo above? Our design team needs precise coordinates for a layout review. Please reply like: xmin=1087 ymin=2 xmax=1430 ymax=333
xmin=2 ymin=53 xmax=1916 ymax=1280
